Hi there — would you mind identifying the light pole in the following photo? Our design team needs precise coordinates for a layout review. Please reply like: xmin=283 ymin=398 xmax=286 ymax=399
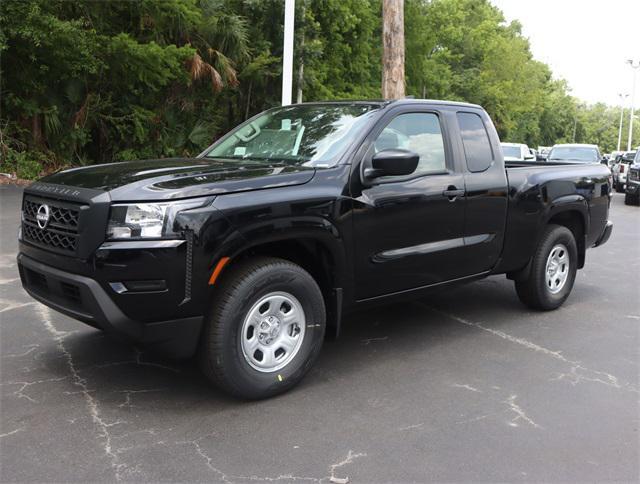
xmin=626 ymin=59 xmax=640 ymax=151
xmin=281 ymin=0 xmax=295 ymax=106
xmin=617 ymin=93 xmax=629 ymax=152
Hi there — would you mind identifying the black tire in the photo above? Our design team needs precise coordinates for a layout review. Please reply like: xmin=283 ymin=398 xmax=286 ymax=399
xmin=515 ymin=224 xmax=578 ymax=311
xmin=616 ymin=182 xmax=624 ymax=193
xmin=198 ymin=256 xmax=326 ymax=399
xmin=624 ymin=193 xmax=639 ymax=206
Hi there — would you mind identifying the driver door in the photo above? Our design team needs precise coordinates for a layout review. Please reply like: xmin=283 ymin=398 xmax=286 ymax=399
xmin=351 ymin=109 xmax=468 ymax=300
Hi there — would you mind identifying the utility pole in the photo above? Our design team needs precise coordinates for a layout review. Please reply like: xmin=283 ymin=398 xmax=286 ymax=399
xmin=627 ymin=59 xmax=639 ymax=151
xmin=617 ymin=93 xmax=629 ymax=152
xmin=382 ymin=0 xmax=405 ymax=99
xmin=281 ymin=0 xmax=295 ymax=106
xmin=296 ymin=0 xmax=306 ymax=104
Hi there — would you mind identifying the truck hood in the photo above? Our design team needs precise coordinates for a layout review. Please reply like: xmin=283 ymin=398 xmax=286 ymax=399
xmin=39 ymin=158 xmax=316 ymax=201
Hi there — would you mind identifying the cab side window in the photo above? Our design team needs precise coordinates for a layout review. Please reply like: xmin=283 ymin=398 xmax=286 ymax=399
xmin=373 ymin=112 xmax=447 ymax=175
xmin=457 ymin=112 xmax=494 ymax=172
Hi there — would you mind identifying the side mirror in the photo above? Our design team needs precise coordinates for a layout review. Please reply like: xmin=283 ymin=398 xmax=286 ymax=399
xmin=365 ymin=149 xmax=419 ymax=179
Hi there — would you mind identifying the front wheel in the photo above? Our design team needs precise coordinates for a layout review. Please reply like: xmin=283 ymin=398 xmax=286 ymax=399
xmin=198 ymin=256 xmax=326 ymax=399
xmin=515 ymin=224 xmax=578 ymax=311
xmin=624 ymin=193 xmax=639 ymax=206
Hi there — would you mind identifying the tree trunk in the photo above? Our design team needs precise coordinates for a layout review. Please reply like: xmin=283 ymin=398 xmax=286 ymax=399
xmin=296 ymin=52 xmax=304 ymax=104
xmin=31 ymin=113 xmax=43 ymax=148
xmin=245 ymin=80 xmax=253 ymax=119
xmin=382 ymin=0 xmax=405 ymax=100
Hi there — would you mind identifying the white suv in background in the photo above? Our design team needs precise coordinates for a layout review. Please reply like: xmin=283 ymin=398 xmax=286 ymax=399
xmin=501 ymin=142 xmax=536 ymax=161
xmin=613 ymin=151 xmax=637 ymax=192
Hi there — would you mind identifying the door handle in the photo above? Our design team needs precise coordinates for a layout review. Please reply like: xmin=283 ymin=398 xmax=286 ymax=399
xmin=442 ymin=186 xmax=465 ymax=201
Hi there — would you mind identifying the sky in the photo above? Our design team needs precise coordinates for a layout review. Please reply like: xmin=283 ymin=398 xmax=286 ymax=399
xmin=489 ymin=0 xmax=640 ymax=108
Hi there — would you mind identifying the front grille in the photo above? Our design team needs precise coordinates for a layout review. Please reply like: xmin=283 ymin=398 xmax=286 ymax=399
xmin=629 ymin=169 xmax=639 ymax=182
xmin=22 ymin=223 xmax=77 ymax=251
xmin=22 ymin=196 xmax=85 ymax=254
xmin=23 ymin=199 xmax=79 ymax=229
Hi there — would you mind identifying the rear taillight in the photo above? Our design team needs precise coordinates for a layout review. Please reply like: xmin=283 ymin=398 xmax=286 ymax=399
xmin=620 ymin=165 xmax=625 ymax=173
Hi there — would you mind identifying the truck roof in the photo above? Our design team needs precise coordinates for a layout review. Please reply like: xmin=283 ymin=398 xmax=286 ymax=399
xmin=552 ymin=143 xmax=599 ymax=149
xmin=297 ymin=99 xmax=484 ymax=110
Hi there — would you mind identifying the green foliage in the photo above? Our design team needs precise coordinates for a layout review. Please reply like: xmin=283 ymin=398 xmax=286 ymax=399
xmin=1 ymin=148 xmax=48 ymax=179
xmin=1 ymin=0 xmax=637 ymax=180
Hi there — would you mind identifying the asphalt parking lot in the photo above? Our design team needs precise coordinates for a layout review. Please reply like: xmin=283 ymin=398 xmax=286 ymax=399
xmin=1 ymin=184 xmax=638 ymax=483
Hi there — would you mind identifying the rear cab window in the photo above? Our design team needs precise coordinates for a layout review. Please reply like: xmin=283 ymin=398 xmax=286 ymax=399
xmin=457 ymin=112 xmax=494 ymax=172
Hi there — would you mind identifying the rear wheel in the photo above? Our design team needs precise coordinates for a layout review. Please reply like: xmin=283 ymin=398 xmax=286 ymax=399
xmin=624 ymin=193 xmax=639 ymax=205
xmin=198 ymin=257 xmax=326 ymax=399
xmin=515 ymin=224 xmax=578 ymax=311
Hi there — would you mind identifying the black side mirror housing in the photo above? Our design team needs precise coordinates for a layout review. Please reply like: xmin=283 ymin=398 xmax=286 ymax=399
xmin=365 ymin=149 xmax=419 ymax=179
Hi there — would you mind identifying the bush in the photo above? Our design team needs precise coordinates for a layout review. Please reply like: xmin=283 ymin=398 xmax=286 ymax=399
xmin=0 ymin=148 xmax=50 ymax=180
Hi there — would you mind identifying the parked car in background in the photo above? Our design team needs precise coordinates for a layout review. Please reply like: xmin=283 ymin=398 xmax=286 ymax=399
xmin=624 ymin=150 xmax=640 ymax=205
xmin=537 ymin=146 xmax=551 ymax=161
xmin=613 ymin=151 xmax=637 ymax=192
xmin=547 ymin=144 xmax=602 ymax=164
xmin=501 ymin=142 xmax=536 ymax=161
xmin=609 ymin=151 xmax=624 ymax=166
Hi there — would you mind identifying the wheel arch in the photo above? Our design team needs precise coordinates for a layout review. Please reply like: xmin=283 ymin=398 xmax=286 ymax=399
xmin=209 ymin=227 xmax=349 ymax=338
xmin=545 ymin=202 xmax=588 ymax=269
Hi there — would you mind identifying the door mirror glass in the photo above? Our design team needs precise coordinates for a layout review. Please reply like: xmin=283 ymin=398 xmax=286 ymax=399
xmin=366 ymin=149 xmax=419 ymax=178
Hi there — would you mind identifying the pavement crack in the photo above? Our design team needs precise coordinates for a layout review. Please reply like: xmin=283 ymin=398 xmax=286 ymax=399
xmin=426 ymin=306 xmax=639 ymax=394
xmin=0 ymin=427 xmax=25 ymax=438
xmin=0 ymin=299 xmax=37 ymax=314
xmin=3 ymin=344 xmax=40 ymax=358
xmin=398 ymin=422 xmax=425 ymax=431
xmin=176 ymin=437 xmax=365 ymax=483
xmin=115 ymin=388 xmax=167 ymax=409
xmin=504 ymin=395 xmax=542 ymax=429
xmin=176 ymin=436 xmax=231 ymax=483
xmin=452 ymin=383 xmax=481 ymax=392
xmin=37 ymin=304 xmax=134 ymax=481
xmin=2 ymin=376 xmax=69 ymax=403
xmin=328 ymin=450 xmax=367 ymax=484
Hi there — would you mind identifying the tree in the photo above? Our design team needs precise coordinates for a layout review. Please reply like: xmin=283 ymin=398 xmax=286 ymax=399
xmin=1 ymin=0 xmax=633 ymax=179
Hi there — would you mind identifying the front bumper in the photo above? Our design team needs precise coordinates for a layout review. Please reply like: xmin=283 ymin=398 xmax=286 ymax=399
xmin=593 ymin=221 xmax=613 ymax=248
xmin=17 ymin=253 xmax=202 ymax=357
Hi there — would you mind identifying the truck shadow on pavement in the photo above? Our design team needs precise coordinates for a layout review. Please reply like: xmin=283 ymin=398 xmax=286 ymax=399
xmin=32 ymin=275 xmax=559 ymax=408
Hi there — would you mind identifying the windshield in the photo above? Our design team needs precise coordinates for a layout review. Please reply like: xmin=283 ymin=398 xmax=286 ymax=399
xmin=502 ymin=145 xmax=522 ymax=158
xmin=203 ymin=104 xmax=379 ymax=167
xmin=548 ymin=147 xmax=599 ymax=162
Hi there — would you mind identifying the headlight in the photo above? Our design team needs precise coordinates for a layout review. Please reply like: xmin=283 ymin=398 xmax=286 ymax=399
xmin=106 ymin=198 xmax=210 ymax=240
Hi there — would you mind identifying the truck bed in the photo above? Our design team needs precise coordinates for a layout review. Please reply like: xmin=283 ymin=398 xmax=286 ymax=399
xmin=496 ymin=161 xmax=611 ymax=275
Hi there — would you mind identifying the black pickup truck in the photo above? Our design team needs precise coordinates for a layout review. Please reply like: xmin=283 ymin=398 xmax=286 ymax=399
xmin=17 ymin=100 xmax=613 ymax=399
